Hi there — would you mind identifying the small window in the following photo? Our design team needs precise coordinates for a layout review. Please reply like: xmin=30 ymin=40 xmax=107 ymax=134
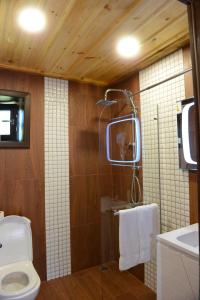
xmin=0 ymin=90 xmax=30 ymax=148
xmin=0 ymin=110 xmax=11 ymax=135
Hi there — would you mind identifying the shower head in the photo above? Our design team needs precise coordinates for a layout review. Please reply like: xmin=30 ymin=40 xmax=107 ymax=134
xmin=96 ymin=88 xmax=137 ymax=114
xmin=96 ymin=99 xmax=118 ymax=106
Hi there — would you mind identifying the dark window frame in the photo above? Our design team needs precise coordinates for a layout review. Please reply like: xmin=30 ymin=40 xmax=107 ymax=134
xmin=0 ymin=89 xmax=30 ymax=148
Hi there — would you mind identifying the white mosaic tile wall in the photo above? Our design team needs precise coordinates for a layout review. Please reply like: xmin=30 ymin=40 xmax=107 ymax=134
xmin=44 ymin=77 xmax=71 ymax=280
xmin=139 ymin=49 xmax=190 ymax=291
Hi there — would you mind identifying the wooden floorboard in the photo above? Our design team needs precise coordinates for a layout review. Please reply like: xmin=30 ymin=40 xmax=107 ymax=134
xmin=37 ymin=262 xmax=156 ymax=300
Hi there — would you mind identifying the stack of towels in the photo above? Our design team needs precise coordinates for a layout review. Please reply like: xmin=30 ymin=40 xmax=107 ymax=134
xmin=119 ymin=203 xmax=159 ymax=271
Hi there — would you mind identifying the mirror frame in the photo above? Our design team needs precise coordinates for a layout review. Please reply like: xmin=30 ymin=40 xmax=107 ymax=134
xmin=0 ymin=89 xmax=30 ymax=148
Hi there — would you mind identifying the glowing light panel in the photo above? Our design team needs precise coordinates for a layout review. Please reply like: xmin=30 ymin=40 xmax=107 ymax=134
xmin=106 ymin=115 xmax=141 ymax=164
xmin=182 ymin=102 xmax=197 ymax=165
xmin=18 ymin=7 xmax=46 ymax=33
xmin=116 ymin=36 xmax=140 ymax=58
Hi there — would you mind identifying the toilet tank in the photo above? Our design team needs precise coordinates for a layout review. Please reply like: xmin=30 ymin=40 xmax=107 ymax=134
xmin=0 ymin=216 xmax=33 ymax=266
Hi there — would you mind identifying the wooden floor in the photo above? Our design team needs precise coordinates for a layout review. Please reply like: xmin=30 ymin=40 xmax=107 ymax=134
xmin=37 ymin=262 xmax=156 ymax=300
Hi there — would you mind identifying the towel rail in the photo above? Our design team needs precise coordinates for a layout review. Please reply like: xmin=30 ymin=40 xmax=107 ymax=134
xmin=112 ymin=202 xmax=143 ymax=216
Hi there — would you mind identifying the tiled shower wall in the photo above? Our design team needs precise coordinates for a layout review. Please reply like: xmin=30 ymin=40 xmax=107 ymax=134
xmin=139 ymin=49 xmax=190 ymax=291
xmin=44 ymin=77 xmax=71 ymax=280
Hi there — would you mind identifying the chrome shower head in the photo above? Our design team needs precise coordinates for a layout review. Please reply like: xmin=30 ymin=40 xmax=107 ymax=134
xmin=96 ymin=99 xmax=118 ymax=106
xmin=96 ymin=88 xmax=137 ymax=114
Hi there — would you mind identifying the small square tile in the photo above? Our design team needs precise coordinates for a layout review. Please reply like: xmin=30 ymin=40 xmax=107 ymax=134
xmin=140 ymin=49 xmax=189 ymax=292
xmin=44 ymin=77 xmax=71 ymax=280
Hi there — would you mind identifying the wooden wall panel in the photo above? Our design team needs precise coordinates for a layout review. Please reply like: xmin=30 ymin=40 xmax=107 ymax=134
xmin=69 ymin=81 xmax=114 ymax=272
xmin=0 ymin=70 xmax=46 ymax=280
xmin=183 ymin=46 xmax=198 ymax=224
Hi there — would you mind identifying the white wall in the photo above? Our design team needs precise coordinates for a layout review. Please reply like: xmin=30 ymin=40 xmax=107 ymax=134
xmin=139 ymin=49 xmax=190 ymax=291
xmin=44 ymin=77 xmax=71 ymax=280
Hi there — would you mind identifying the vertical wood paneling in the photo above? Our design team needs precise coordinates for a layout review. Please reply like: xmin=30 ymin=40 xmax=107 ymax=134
xmin=0 ymin=70 xmax=46 ymax=280
xmin=183 ymin=46 xmax=198 ymax=224
xmin=69 ymin=81 xmax=113 ymax=272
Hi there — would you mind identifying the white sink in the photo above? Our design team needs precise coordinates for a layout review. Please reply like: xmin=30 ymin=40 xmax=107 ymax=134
xmin=157 ymin=223 xmax=199 ymax=258
xmin=177 ymin=230 xmax=199 ymax=248
xmin=157 ymin=223 xmax=199 ymax=300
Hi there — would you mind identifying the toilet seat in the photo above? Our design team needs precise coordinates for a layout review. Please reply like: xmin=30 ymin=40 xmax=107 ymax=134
xmin=0 ymin=261 xmax=40 ymax=299
xmin=0 ymin=216 xmax=41 ymax=300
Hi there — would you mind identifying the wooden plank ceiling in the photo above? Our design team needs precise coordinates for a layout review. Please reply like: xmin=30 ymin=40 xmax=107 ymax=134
xmin=0 ymin=0 xmax=189 ymax=86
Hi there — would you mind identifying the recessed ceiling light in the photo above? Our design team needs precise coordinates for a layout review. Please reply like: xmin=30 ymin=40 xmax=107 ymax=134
xmin=18 ymin=7 xmax=46 ymax=33
xmin=116 ymin=36 xmax=140 ymax=58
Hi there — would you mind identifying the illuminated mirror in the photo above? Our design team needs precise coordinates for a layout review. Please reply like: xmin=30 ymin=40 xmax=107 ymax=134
xmin=177 ymin=98 xmax=197 ymax=170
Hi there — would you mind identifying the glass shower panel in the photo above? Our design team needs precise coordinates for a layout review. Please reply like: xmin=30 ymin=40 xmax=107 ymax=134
xmin=98 ymin=106 xmax=142 ymax=279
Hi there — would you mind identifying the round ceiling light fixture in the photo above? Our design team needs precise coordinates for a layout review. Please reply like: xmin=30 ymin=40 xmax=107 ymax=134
xmin=18 ymin=7 xmax=46 ymax=33
xmin=116 ymin=36 xmax=140 ymax=58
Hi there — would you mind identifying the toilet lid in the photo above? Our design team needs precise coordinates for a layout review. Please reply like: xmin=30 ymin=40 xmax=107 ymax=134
xmin=0 ymin=216 xmax=33 ymax=267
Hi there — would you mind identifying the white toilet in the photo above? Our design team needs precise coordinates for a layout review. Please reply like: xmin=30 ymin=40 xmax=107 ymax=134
xmin=0 ymin=216 xmax=41 ymax=300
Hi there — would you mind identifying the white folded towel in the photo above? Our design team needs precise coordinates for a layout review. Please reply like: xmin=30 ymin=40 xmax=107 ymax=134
xmin=119 ymin=203 xmax=159 ymax=271
xmin=119 ymin=207 xmax=140 ymax=271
